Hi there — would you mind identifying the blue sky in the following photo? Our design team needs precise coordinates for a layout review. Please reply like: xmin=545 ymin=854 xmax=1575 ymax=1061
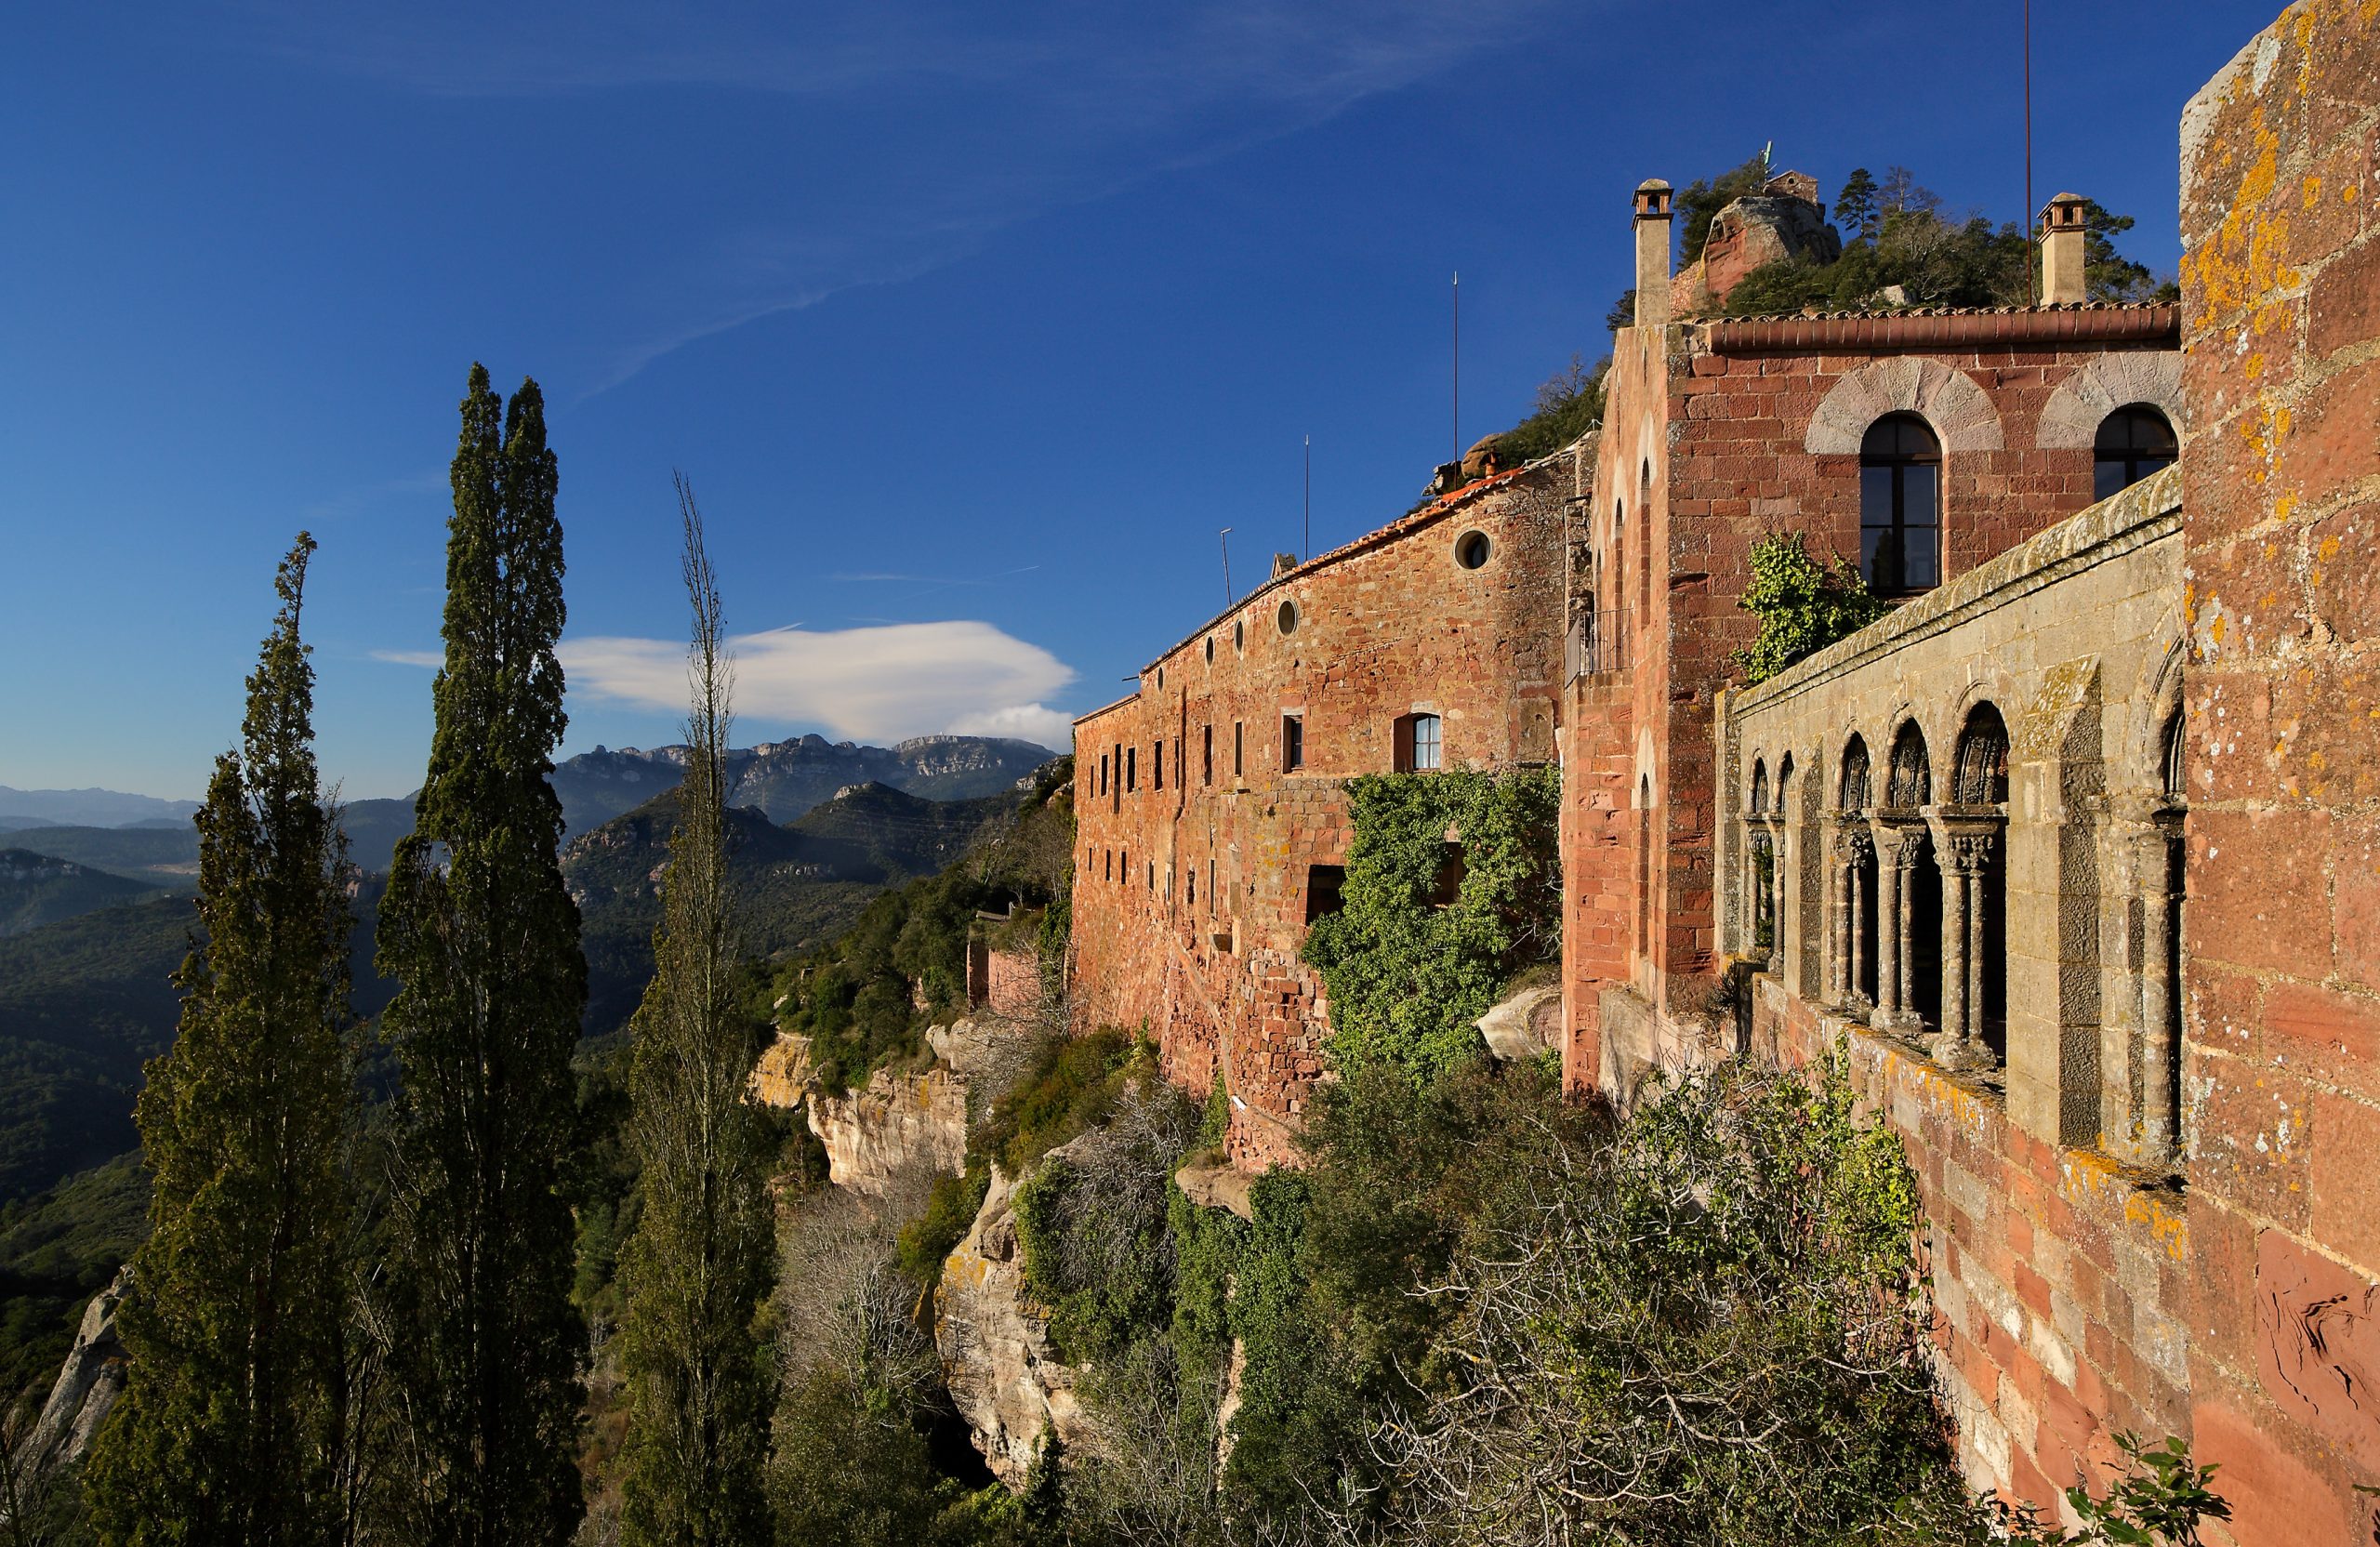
xmin=1 ymin=1 xmax=2269 ymax=800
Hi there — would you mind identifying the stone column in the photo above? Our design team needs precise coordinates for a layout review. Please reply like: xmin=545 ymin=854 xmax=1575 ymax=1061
xmin=1934 ymin=829 xmax=1997 ymax=1070
xmin=2136 ymin=819 xmax=2180 ymax=1160
xmin=1847 ymin=826 xmax=1872 ymax=1010
xmin=1870 ymin=822 xmax=1903 ymax=1025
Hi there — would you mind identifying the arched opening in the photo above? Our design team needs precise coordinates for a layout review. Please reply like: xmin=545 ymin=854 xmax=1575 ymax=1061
xmin=1748 ymin=758 xmax=1773 ymax=955
xmin=2094 ymin=404 xmax=2177 ymax=500
xmin=2149 ymin=707 xmax=2187 ymax=1156
xmin=1837 ymin=734 xmax=1876 ymax=1007
xmin=1886 ymin=721 xmax=1931 ymax=809
xmin=1909 ymin=829 xmax=1943 ymax=1029
xmin=1952 ymin=703 xmax=2012 ymax=1061
xmin=1637 ymin=460 xmax=1653 ymax=612
xmin=1750 ymin=758 xmax=1770 ymax=814
xmin=1859 ymin=414 xmax=1942 ymax=595
xmin=1636 ymin=774 xmax=1654 ymax=969
xmin=1839 ymin=734 xmax=1871 ymax=813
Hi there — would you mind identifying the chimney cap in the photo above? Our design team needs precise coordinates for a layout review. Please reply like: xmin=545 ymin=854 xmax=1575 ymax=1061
xmin=1633 ymin=178 xmax=1673 ymax=219
xmin=2039 ymin=191 xmax=2091 ymax=231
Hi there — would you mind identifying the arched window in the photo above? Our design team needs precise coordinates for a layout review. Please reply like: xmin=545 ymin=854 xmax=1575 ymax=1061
xmin=1886 ymin=721 xmax=1931 ymax=808
xmin=1638 ymin=460 xmax=1653 ymax=611
xmin=1859 ymin=415 xmax=1941 ymax=595
xmin=1952 ymin=705 xmax=2010 ymax=804
xmin=2095 ymin=404 xmax=2177 ymax=500
xmin=1839 ymin=734 xmax=1871 ymax=813
xmin=1636 ymin=774 xmax=1654 ymax=964
xmin=1750 ymin=758 xmax=1770 ymax=814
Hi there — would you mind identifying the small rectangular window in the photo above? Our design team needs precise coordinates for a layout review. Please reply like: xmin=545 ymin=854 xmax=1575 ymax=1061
xmin=1126 ymin=747 xmax=1136 ymax=792
xmin=1104 ymin=849 xmax=1112 ymax=881
xmin=1099 ymin=751 xmax=1109 ymax=795
xmin=1282 ymin=714 xmax=1303 ymax=773
xmin=1305 ymin=864 xmax=1345 ymax=924
xmin=1203 ymin=726 xmax=1213 ymax=785
xmin=1394 ymin=713 xmax=1442 ymax=774
xmin=1153 ymin=738 xmax=1163 ymax=791
xmin=1208 ymin=860 xmax=1216 ymax=915
xmin=1233 ymin=721 xmax=1244 ymax=778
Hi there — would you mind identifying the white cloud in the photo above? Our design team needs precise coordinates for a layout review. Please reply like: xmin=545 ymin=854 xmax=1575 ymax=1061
xmin=947 ymin=703 xmax=1077 ymax=749
xmin=370 ymin=649 xmax=444 ymax=668
xmin=559 ymin=620 xmax=1077 ymax=747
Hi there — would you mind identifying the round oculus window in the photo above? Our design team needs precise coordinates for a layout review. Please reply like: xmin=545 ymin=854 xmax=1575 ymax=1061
xmin=1455 ymin=530 xmax=1492 ymax=570
xmin=1276 ymin=599 xmax=1299 ymax=635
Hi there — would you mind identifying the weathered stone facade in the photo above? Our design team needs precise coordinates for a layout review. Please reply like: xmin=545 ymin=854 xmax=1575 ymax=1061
xmin=1058 ymin=1 xmax=2379 ymax=1531
xmin=1070 ymin=467 xmax=1566 ymax=1163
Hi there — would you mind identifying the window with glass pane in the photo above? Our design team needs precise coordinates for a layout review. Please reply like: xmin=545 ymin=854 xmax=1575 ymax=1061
xmin=2094 ymin=404 xmax=2177 ymax=500
xmin=1859 ymin=414 xmax=1941 ymax=594
xmin=1282 ymin=714 xmax=1304 ymax=773
xmin=1412 ymin=714 xmax=1441 ymax=771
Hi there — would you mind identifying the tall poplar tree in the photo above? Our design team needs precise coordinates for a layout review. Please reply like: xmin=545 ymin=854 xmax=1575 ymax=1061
xmin=86 ymin=534 xmax=358 ymax=1547
xmin=374 ymin=366 xmax=587 ymax=1546
xmin=615 ymin=475 xmax=776 ymax=1546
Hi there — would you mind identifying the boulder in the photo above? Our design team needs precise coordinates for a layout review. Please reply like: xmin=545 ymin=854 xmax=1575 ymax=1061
xmin=1476 ymin=983 xmax=1564 ymax=1062
xmin=934 ymin=1157 xmax=1089 ymax=1488
xmin=1174 ymin=1158 xmax=1254 ymax=1222
xmin=30 ymin=1266 xmax=130 ymax=1473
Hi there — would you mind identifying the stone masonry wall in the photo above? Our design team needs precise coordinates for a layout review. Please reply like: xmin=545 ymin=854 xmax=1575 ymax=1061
xmin=1073 ymin=463 xmax=1569 ymax=1163
xmin=1565 ymin=301 xmax=2184 ymax=1096
xmin=1714 ymin=473 xmax=2192 ymax=1517
xmin=2176 ymin=7 xmax=2380 ymax=1541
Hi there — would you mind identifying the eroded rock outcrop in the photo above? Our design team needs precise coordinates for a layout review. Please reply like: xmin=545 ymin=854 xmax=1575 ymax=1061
xmin=30 ymin=1266 xmax=130 ymax=1473
xmin=934 ymin=1156 xmax=1088 ymax=1488
xmin=810 ymin=1066 xmax=969 ymax=1197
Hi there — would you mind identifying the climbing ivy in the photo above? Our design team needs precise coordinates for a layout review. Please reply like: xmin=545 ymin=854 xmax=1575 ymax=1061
xmin=1299 ymin=767 xmax=1562 ymax=1082
xmin=1734 ymin=531 xmax=1890 ymax=685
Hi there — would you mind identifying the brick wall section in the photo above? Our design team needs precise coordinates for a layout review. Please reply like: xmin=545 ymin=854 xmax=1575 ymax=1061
xmin=982 ymin=947 xmax=1039 ymax=1017
xmin=1754 ymin=979 xmax=2192 ymax=1507
xmin=1073 ymin=465 xmax=1568 ymax=1163
xmin=1564 ymin=309 xmax=2183 ymax=1090
xmin=2176 ymin=8 xmax=2380 ymax=1541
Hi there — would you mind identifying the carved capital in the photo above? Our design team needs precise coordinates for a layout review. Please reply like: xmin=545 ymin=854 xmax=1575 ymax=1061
xmin=1947 ymin=831 xmax=1995 ymax=874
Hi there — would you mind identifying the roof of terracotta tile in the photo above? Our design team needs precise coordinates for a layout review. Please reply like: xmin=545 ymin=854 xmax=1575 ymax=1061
xmin=1071 ymin=442 xmax=1584 ymax=724
xmin=1703 ymin=302 xmax=2179 ymax=352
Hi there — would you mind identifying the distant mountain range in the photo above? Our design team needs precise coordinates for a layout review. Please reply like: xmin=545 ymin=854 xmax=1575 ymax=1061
xmin=0 ymin=734 xmax=1057 ymax=903
xmin=0 ymin=787 xmax=202 ymax=830
xmin=0 ymin=852 xmax=170 ymax=938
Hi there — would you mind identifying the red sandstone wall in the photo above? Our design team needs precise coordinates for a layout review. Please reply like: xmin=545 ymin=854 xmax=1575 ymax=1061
xmin=1753 ymin=980 xmax=2193 ymax=1508
xmin=2177 ymin=8 xmax=2380 ymax=1540
xmin=1073 ymin=466 xmax=1569 ymax=1162
xmin=983 ymin=947 xmax=1038 ymax=1016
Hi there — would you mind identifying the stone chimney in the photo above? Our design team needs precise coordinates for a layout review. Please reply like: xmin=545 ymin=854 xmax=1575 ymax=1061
xmin=1633 ymin=178 xmax=1673 ymax=327
xmin=2039 ymin=192 xmax=2089 ymax=305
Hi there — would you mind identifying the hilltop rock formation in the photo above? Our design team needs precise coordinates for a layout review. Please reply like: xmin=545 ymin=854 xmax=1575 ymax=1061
xmin=1672 ymin=169 xmax=1842 ymax=316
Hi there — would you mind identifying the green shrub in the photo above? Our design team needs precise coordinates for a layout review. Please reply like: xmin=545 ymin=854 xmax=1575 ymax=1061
xmin=896 ymin=1162 xmax=991 ymax=1292
xmin=1493 ymin=355 xmax=1608 ymax=465
xmin=1299 ymin=767 xmax=1561 ymax=1081
xmin=1735 ymin=531 xmax=1890 ymax=685
xmin=977 ymin=1029 xmax=1143 ymax=1177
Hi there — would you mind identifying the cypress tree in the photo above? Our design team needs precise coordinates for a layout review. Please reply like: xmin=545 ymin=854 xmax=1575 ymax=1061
xmin=615 ymin=475 xmax=777 ymax=1546
xmin=86 ymin=534 xmax=358 ymax=1547
xmin=374 ymin=366 xmax=587 ymax=1546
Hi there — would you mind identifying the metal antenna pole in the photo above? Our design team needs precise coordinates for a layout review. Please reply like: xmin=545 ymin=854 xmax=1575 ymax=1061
xmin=1451 ymin=271 xmax=1461 ymax=461
xmin=1220 ymin=527 xmax=1234 ymax=606
xmin=1303 ymin=435 xmax=1311 ymax=562
xmin=2024 ymin=0 xmax=2037 ymax=303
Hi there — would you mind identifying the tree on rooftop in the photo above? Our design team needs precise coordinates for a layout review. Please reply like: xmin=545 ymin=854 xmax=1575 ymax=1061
xmin=373 ymin=365 xmax=587 ymax=1546
xmin=615 ymin=476 xmax=777 ymax=1547
xmin=86 ymin=534 xmax=360 ymax=1547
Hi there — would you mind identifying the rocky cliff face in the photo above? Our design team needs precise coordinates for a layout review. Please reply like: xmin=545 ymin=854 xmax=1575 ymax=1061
xmin=934 ymin=1156 xmax=1090 ymax=1488
xmin=30 ymin=1265 xmax=130 ymax=1474
xmin=1672 ymin=169 xmax=1843 ymax=316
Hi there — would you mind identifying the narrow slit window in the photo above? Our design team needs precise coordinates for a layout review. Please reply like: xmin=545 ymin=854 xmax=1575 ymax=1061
xmin=1233 ymin=721 xmax=1244 ymax=778
xmin=1153 ymin=738 xmax=1163 ymax=791
xmin=1125 ymin=746 xmax=1136 ymax=792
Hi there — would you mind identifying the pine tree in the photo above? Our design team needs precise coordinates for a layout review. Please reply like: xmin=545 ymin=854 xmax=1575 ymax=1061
xmin=373 ymin=366 xmax=587 ymax=1546
xmin=615 ymin=475 xmax=777 ymax=1546
xmin=86 ymin=534 xmax=358 ymax=1547
xmin=1833 ymin=167 xmax=1879 ymax=242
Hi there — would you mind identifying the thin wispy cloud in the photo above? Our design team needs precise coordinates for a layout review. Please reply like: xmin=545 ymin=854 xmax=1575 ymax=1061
xmin=220 ymin=0 xmax=1568 ymax=392
xmin=559 ymin=619 xmax=1077 ymax=748
xmin=369 ymin=648 xmax=445 ymax=668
